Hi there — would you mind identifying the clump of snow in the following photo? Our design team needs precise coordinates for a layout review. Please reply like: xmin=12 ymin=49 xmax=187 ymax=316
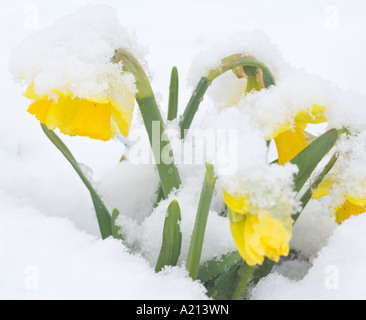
xmin=9 ymin=4 xmax=143 ymax=100
xmin=250 ymin=213 xmax=366 ymax=300
xmin=0 ymin=190 xmax=208 ymax=300
xmin=187 ymin=30 xmax=289 ymax=88
xmin=98 ymin=161 xmax=160 ymax=223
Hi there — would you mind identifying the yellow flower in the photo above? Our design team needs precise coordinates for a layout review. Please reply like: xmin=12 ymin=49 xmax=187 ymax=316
xmin=269 ymin=105 xmax=327 ymax=165
xmin=24 ymin=82 xmax=135 ymax=141
xmin=312 ymin=179 xmax=366 ymax=224
xmin=224 ymin=191 xmax=292 ymax=266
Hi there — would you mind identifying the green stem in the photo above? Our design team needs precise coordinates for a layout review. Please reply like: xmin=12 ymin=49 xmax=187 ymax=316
xmin=179 ymin=77 xmax=210 ymax=139
xmin=179 ymin=54 xmax=275 ymax=139
xmin=113 ymin=50 xmax=182 ymax=197
xmin=186 ymin=163 xmax=217 ymax=280
xmin=153 ymin=67 xmax=180 ymax=206
xmin=230 ymin=263 xmax=255 ymax=300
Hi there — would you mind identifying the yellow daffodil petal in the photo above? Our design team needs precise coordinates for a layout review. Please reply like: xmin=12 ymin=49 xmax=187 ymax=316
xmin=254 ymin=215 xmax=291 ymax=262
xmin=312 ymin=178 xmax=337 ymax=199
xmin=24 ymin=83 xmax=48 ymax=100
xmin=346 ymin=195 xmax=366 ymax=207
xmin=24 ymin=81 xmax=135 ymax=141
xmin=224 ymin=191 xmax=249 ymax=214
xmin=27 ymin=99 xmax=53 ymax=123
xmin=335 ymin=199 xmax=366 ymax=224
xmin=66 ymin=99 xmax=114 ymax=141
xmin=295 ymin=105 xmax=327 ymax=126
xmin=274 ymin=127 xmax=308 ymax=165
xmin=45 ymin=95 xmax=81 ymax=131
xmin=111 ymin=103 xmax=131 ymax=138
xmin=228 ymin=207 xmax=292 ymax=266
xmin=229 ymin=215 xmax=247 ymax=259
xmin=267 ymin=121 xmax=292 ymax=141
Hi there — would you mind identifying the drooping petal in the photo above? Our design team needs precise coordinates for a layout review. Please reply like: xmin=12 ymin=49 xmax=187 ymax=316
xmin=109 ymin=78 xmax=135 ymax=137
xmin=111 ymin=101 xmax=132 ymax=138
xmin=295 ymin=105 xmax=327 ymax=127
xmin=224 ymin=191 xmax=249 ymax=214
xmin=27 ymin=99 xmax=53 ymax=123
xmin=335 ymin=199 xmax=366 ymax=224
xmin=274 ymin=127 xmax=308 ymax=165
xmin=346 ymin=195 xmax=366 ymax=207
xmin=24 ymin=83 xmax=48 ymax=100
xmin=312 ymin=178 xmax=337 ymax=199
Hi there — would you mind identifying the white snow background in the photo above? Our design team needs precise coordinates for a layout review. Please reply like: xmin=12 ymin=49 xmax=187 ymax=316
xmin=1 ymin=0 xmax=366 ymax=300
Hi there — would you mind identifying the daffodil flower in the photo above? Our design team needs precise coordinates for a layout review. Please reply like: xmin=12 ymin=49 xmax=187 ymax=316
xmin=224 ymin=191 xmax=292 ymax=266
xmin=269 ymin=105 xmax=327 ymax=165
xmin=312 ymin=179 xmax=366 ymax=224
xmin=24 ymin=81 xmax=135 ymax=141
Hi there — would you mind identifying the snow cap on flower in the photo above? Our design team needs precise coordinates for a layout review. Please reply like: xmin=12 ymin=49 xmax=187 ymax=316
xmin=10 ymin=4 xmax=145 ymax=140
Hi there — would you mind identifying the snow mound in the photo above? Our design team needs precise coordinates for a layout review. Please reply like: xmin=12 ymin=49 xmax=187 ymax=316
xmin=0 ymin=190 xmax=208 ymax=300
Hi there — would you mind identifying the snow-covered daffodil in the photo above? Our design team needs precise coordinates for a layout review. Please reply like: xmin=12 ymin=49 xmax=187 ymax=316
xmin=312 ymin=179 xmax=366 ymax=224
xmin=269 ymin=105 xmax=327 ymax=165
xmin=24 ymin=81 xmax=135 ymax=141
xmin=224 ymin=191 xmax=292 ymax=266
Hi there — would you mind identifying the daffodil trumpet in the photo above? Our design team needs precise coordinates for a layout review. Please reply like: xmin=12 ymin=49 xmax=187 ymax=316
xmin=25 ymin=78 xmax=135 ymax=142
xmin=179 ymin=54 xmax=275 ymax=139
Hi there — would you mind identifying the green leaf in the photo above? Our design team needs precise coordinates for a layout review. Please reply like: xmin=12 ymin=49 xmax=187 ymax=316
xmin=179 ymin=77 xmax=210 ymax=139
xmin=186 ymin=163 xmax=217 ymax=280
xmin=111 ymin=208 xmax=124 ymax=240
xmin=197 ymin=251 xmax=242 ymax=283
xmin=155 ymin=200 xmax=182 ymax=272
xmin=41 ymin=124 xmax=112 ymax=239
xmin=206 ymin=263 xmax=242 ymax=300
xmin=291 ymin=128 xmax=338 ymax=192
xmin=293 ymin=153 xmax=338 ymax=222
xmin=168 ymin=66 xmax=179 ymax=121
xmin=251 ymin=258 xmax=276 ymax=285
